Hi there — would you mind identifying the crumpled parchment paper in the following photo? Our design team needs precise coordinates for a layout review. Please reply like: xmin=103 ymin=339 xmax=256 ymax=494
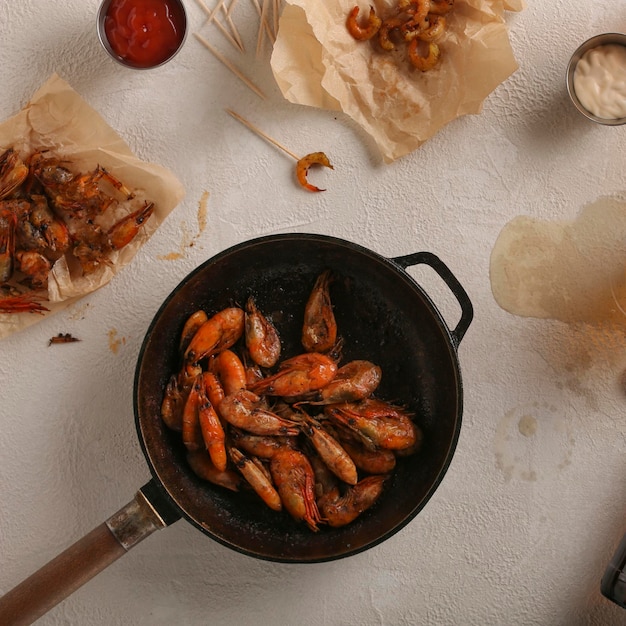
xmin=271 ymin=0 xmax=524 ymax=162
xmin=0 ymin=73 xmax=185 ymax=339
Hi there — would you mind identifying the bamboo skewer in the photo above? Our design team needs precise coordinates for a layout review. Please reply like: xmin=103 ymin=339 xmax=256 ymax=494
xmin=273 ymin=0 xmax=280 ymax=39
xmin=250 ymin=0 xmax=276 ymax=45
xmin=216 ymin=17 xmax=244 ymax=51
xmin=199 ymin=0 xmax=226 ymax=25
xmin=256 ymin=0 xmax=271 ymax=56
xmin=196 ymin=0 xmax=243 ymax=52
xmin=226 ymin=0 xmax=240 ymax=17
xmin=224 ymin=0 xmax=243 ymax=48
xmin=225 ymin=109 xmax=300 ymax=161
xmin=222 ymin=6 xmax=245 ymax=52
xmin=194 ymin=34 xmax=267 ymax=99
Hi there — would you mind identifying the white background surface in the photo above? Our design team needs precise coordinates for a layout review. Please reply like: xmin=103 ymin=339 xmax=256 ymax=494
xmin=1 ymin=0 xmax=626 ymax=624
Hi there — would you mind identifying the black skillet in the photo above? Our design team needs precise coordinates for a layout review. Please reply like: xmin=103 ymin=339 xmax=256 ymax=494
xmin=0 ymin=233 xmax=473 ymax=625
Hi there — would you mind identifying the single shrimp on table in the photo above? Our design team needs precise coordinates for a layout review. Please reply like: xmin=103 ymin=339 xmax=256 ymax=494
xmin=296 ymin=152 xmax=334 ymax=193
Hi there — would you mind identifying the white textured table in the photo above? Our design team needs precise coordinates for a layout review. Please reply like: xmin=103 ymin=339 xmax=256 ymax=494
xmin=1 ymin=1 xmax=626 ymax=624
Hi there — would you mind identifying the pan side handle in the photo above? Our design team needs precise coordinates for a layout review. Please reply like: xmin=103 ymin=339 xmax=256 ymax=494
xmin=392 ymin=251 xmax=474 ymax=347
xmin=0 ymin=480 xmax=176 ymax=626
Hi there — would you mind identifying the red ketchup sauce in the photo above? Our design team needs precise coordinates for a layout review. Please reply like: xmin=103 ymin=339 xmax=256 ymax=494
xmin=104 ymin=0 xmax=186 ymax=68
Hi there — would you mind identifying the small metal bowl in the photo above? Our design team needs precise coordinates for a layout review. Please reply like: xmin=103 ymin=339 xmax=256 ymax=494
xmin=566 ymin=33 xmax=626 ymax=126
xmin=97 ymin=0 xmax=188 ymax=70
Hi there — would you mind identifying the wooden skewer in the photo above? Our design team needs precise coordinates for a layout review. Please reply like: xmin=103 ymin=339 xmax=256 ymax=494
xmin=250 ymin=0 xmax=276 ymax=45
xmin=215 ymin=17 xmax=244 ymax=51
xmin=222 ymin=6 xmax=245 ymax=52
xmin=225 ymin=109 xmax=300 ymax=161
xmin=196 ymin=0 xmax=242 ymax=52
xmin=199 ymin=0 xmax=225 ymax=25
xmin=256 ymin=0 xmax=271 ymax=57
xmin=194 ymin=33 xmax=267 ymax=99
xmin=273 ymin=0 xmax=280 ymax=39
xmin=226 ymin=0 xmax=240 ymax=17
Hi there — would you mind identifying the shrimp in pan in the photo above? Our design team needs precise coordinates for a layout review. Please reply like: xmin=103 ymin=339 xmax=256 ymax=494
xmin=302 ymin=270 xmax=337 ymax=354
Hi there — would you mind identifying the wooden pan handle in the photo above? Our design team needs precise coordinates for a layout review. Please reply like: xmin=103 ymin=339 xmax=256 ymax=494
xmin=0 ymin=490 xmax=167 ymax=626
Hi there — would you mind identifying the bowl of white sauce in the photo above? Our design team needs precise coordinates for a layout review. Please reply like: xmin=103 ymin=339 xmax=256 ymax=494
xmin=566 ymin=33 xmax=626 ymax=125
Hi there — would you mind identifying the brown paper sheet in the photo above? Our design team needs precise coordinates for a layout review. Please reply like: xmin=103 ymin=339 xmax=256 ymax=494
xmin=271 ymin=0 xmax=524 ymax=162
xmin=0 ymin=74 xmax=185 ymax=339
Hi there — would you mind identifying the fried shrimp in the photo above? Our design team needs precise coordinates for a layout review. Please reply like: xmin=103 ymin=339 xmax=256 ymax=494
xmin=408 ymin=39 xmax=440 ymax=71
xmin=296 ymin=152 xmax=334 ymax=193
xmin=346 ymin=5 xmax=382 ymax=41
xmin=348 ymin=0 xmax=451 ymax=72
xmin=161 ymin=271 xmax=426 ymax=533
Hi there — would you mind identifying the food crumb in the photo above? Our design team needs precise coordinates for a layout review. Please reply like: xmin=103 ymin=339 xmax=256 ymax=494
xmin=108 ymin=328 xmax=126 ymax=354
xmin=198 ymin=191 xmax=209 ymax=234
xmin=48 ymin=333 xmax=81 ymax=346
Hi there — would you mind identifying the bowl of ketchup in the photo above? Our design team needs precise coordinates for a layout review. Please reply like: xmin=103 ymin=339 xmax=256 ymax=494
xmin=97 ymin=0 xmax=187 ymax=69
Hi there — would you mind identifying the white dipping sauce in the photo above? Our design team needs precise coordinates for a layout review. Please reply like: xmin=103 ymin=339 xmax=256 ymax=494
xmin=573 ymin=43 xmax=626 ymax=119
